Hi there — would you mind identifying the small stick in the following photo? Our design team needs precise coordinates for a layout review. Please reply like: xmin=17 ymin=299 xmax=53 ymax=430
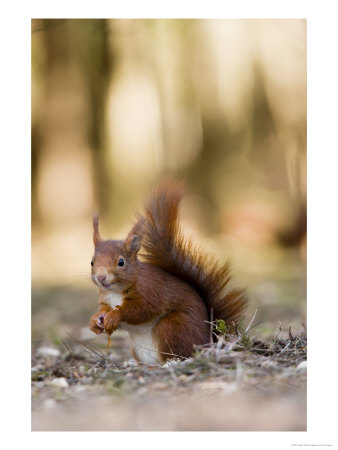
xmin=209 ymin=307 xmax=214 ymax=344
xmin=137 ymin=344 xmax=184 ymax=360
xmin=66 ymin=332 xmax=109 ymax=361
xmin=271 ymin=322 xmax=283 ymax=348
xmin=91 ymin=344 xmax=110 ymax=359
xmin=279 ymin=341 xmax=291 ymax=355
xmin=244 ymin=308 xmax=258 ymax=333
xmin=61 ymin=339 xmax=73 ymax=359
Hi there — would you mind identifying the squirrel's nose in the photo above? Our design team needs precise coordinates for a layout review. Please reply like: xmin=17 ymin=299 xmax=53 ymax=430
xmin=97 ymin=274 xmax=106 ymax=282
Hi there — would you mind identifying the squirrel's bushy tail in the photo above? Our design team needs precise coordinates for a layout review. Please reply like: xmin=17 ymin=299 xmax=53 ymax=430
xmin=140 ymin=180 xmax=247 ymax=325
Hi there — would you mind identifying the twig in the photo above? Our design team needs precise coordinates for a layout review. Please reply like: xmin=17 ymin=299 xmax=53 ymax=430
xmin=244 ymin=309 xmax=258 ymax=334
xmin=61 ymin=339 xmax=73 ymax=359
xmin=65 ymin=332 xmax=110 ymax=361
xmin=83 ymin=348 xmax=101 ymax=362
xmin=270 ymin=322 xmax=283 ymax=348
xmin=209 ymin=307 xmax=214 ymax=344
xmin=136 ymin=344 xmax=185 ymax=361
xmin=127 ymin=359 xmax=161 ymax=368
xmin=91 ymin=344 xmax=111 ymax=360
xmin=278 ymin=341 xmax=291 ymax=355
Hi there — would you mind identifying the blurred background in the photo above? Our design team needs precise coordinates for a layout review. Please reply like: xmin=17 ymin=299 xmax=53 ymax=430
xmin=31 ymin=19 xmax=306 ymax=345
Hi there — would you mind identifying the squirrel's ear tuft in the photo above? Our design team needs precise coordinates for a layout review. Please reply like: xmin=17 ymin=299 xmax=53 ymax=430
xmin=125 ymin=234 xmax=140 ymax=258
xmin=93 ymin=213 xmax=102 ymax=246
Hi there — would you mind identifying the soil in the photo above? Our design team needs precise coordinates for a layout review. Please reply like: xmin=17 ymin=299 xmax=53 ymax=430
xmin=31 ymin=293 xmax=307 ymax=432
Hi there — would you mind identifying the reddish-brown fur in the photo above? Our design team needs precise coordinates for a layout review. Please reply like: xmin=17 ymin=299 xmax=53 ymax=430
xmin=89 ymin=181 xmax=247 ymax=362
xmin=140 ymin=180 xmax=247 ymax=326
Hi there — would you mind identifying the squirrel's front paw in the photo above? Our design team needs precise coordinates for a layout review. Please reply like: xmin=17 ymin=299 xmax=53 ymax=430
xmin=103 ymin=309 xmax=121 ymax=335
xmin=89 ymin=312 xmax=106 ymax=335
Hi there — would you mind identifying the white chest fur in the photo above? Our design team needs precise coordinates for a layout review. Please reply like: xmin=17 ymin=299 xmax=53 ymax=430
xmin=103 ymin=291 xmax=124 ymax=309
xmin=103 ymin=291 xmax=159 ymax=364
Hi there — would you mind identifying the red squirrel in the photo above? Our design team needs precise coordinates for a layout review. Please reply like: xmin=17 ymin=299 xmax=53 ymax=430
xmin=89 ymin=181 xmax=247 ymax=364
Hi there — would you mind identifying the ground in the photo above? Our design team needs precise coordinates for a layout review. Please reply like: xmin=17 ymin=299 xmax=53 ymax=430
xmin=31 ymin=287 xmax=307 ymax=431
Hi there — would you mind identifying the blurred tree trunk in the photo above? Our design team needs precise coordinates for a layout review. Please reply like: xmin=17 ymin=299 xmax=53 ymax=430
xmin=31 ymin=19 xmax=113 ymax=229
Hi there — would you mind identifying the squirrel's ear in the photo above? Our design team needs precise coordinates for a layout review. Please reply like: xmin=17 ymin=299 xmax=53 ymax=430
xmin=93 ymin=213 xmax=102 ymax=246
xmin=124 ymin=218 xmax=144 ymax=258
xmin=125 ymin=234 xmax=140 ymax=258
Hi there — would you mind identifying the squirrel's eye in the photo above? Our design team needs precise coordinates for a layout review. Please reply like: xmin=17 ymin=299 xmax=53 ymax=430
xmin=118 ymin=258 xmax=125 ymax=267
xmin=91 ymin=261 xmax=94 ymax=267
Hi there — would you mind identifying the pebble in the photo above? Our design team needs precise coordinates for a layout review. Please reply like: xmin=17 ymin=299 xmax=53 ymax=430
xmin=50 ymin=377 xmax=69 ymax=388
xmin=162 ymin=359 xmax=179 ymax=368
xmin=43 ymin=399 xmax=57 ymax=410
xmin=181 ymin=357 xmax=194 ymax=365
xmin=296 ymin=361 xmax=307 ymax=371
xmin=123 ymin=359 xmax=138 ymax=368
xmin=37 ymin=347 xmax=60 ymax=358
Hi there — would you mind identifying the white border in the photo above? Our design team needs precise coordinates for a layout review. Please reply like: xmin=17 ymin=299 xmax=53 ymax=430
xmin=1 ymin=1 xmax=337 ymax=449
